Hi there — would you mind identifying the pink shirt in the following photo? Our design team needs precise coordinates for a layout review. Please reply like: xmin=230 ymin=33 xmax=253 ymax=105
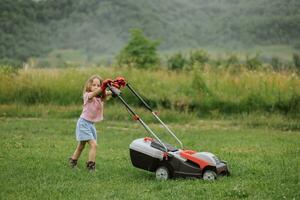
xmin=80 ymin=92 xmax=104 ymax=122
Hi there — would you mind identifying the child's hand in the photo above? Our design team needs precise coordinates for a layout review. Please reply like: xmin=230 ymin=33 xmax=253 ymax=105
xmin=106 ymin=91 xmax=112 ymax=96
xmin=112 ymin=77 xmax=126 ymax=89
xmin=101 ymin=79 xmax=113 ymax=91
xmin=103 ymin=91 xmax=112 ymax=101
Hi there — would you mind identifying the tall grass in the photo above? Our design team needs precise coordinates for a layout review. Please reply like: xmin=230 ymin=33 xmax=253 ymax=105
xmin=0 ymin=66 xmax=299 ymax=115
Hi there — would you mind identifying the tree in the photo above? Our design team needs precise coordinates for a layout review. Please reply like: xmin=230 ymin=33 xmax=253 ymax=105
xmin=117 ymin=29 xmax=160 ymax=68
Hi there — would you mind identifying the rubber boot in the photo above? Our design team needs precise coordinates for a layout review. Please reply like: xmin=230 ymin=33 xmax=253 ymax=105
xmin=86 ymin=161 xmax=96 ymax=171
xmin=69 ymin=158 xmax=78 ymax=168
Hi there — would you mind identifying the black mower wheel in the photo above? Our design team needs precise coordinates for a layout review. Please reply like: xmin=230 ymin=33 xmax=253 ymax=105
xmin=203 ymin=170 xmax=217 ymax=181
xmin=155 ymin=166 xmax=169 ymax=180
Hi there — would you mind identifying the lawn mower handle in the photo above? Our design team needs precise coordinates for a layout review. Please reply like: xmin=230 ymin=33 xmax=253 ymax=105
xmin=126 ymin=83 xmax=153 ymax=112
xmin=106 ymin=79 xmax=183 ymax=150
xmin=126 ymin=83 xmax=183 ymax=149
xmin=108 ymin=85 xmax=121 ymax=97
xmin=107 ymin=83 xmax=169 ymax=152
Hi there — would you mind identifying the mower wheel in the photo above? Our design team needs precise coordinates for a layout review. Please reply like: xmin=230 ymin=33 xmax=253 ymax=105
xmin=155 ymin=166 xmax=169 ymax=180
xmin=203 ymin=170 xmax=217 ymax=181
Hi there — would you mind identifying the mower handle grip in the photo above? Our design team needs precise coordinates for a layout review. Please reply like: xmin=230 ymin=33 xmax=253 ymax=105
xmin=108 ymin=84 xmax=121 ymax=97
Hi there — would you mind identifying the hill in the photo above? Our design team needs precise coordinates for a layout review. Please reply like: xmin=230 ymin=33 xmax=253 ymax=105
xmin=1 ymin=0 xmax=300 ymax=62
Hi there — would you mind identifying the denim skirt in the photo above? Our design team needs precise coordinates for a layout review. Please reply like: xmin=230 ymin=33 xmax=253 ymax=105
xmin=76 ymin=118 xmax=97 ymax=141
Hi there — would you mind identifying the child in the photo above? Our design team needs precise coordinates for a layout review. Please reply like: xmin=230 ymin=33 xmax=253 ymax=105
xmin=69 ymin=75 xmax=111 ymax=171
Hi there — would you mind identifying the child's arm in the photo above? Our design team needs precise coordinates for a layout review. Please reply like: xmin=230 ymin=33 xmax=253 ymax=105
xmin=88 ymin=88 xmax=103 ymax=100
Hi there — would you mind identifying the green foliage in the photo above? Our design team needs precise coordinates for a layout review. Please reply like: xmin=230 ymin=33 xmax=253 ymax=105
xmin=225 ymin=55 xmax=239 ymax=68
xmin=0 ymin=67 xmax=299 ymax=115
xmin=0 ymin=59 xmax=22 ymax=68
xmin=0 ymin=0 xmax=299 ymax=62
xmin=167 ymin=53 xmax=186 ymax=70
xmin=189 ymin=50 xmax=210 ymax=66
xmin=293 ymin=41 xmax=300 ymax=50
xmin=117 ymin=29 xmax=160 ymax=69
xmin=192 ymin=72 xmax=212 ymax=97
xmin=0 ymin=65 xmax=19 ymax=75
xmin=271 ymin=56 xmax=282 ymax=71
xmin=0 ymin=118 xmax=299 ymax=199
xmin=245 ymin=54 xmax=262 ymax=70
xmin=224 ymin=55 xmax=243 ymax=74
xmin=293 ymin=53 xmax=300 ymax=69
xmin=167 ymin=50 xmax=210 ymax=70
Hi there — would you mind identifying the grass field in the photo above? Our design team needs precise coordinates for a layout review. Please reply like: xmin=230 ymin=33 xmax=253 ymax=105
xmin=0 ymin=65 xmax=299 ymax=199
xmin=1 ymin=113 xmax=299 ymax=200
xmin=1 ymin=67 xmax=299 ymax=115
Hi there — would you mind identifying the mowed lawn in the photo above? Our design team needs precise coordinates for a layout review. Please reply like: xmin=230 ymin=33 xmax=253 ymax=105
xmin=0 ymin=117 xmax=299 ymax=200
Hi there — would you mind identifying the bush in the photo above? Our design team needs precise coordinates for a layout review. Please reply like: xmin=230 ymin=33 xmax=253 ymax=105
xmin=0 ymin=65 xmax=19 ymax=75
xmin=167 ymin=53 xmax=186 ymax=70
xmin=292 ymin=41 xmax=300 ymax=50
xmin=117 ymin=29 xmax=160 ymax=69
xmin=0 ymin=58 xmax=22 ymax=69
xmin=245 ymin=54 xmax=262 ymax=70
xmin=225 ymin=55 xmax=243 ymax=74
xmin=271 ymin=56 xmax=282 ymax=71
xmin=225 ymin=55 xmax=239 ymax=68
xmin=189 ymin=50 xmax=210 ymax=66
xmin=293 ymin=53 xmax=300 ymax=70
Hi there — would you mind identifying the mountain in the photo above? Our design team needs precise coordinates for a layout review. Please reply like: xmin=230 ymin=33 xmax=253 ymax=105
xmin=1 ymin=0 xmax=300 ymax=61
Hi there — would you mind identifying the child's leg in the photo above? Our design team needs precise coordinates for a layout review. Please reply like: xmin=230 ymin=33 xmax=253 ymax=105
xmin=71 ymin=141 xmax=86 ymax=160
xmin=87 ymin=140 xmax=97 ymax=162
xmin=86 ymin=140 xmax=97 ymax=171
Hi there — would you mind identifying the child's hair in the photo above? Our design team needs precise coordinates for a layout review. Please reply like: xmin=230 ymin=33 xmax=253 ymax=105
xmin=83 ymin=75 xmax=103 ymax=94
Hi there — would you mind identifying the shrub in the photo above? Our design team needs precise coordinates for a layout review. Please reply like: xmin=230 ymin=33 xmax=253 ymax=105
xmin=0 ymin=58 xmax=22 ymax=69
xmin=245 ymin=54 xmax=262 ymax=70
xmin=36 ymin=59 xmax=51 ymax=68
xmin=271 ymin=56 xmax=282 ymax=71
xmin=167 ymin=53 xmax=186 ymax=70
xmin=189 ymin=50 xmax=210 ymax=66
xmin=225 ymin=55 xmax=239 ymax=68
xmin=0 ymin=65 xmax=19 ymax=75
xmin=293 ymin=53 xmax=300 ymax=70
xmin=293 ymin=41 xmax=300 ymax=50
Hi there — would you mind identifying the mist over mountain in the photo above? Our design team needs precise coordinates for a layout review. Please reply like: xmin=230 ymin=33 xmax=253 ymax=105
xmin=1 ymin=0 xmax=300 ymax=61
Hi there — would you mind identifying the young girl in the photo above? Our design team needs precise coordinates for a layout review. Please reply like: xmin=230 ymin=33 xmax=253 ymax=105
xmin=69 ymin=75 xmax=111 ymax=171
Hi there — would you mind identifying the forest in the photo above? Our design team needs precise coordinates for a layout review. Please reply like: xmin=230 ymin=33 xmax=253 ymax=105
xmin=1 ymin=0 xmax=300 ymax=63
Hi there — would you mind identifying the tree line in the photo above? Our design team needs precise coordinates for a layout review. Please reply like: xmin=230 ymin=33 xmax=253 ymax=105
xmin=0 ymin=0 xmax=299 ymax=64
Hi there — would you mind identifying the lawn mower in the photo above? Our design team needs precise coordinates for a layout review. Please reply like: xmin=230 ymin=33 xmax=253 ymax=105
xmin=104 ymin=77 xmax=230 ymax=181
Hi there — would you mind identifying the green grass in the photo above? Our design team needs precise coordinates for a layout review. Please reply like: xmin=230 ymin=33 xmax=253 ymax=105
xmin=1 ymin=115 xmax=299 ymax=200
xmin=1 ymin=67 xmax=299 ymax=114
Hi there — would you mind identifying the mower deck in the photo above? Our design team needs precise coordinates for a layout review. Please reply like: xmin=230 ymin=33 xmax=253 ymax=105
xmin=130 ymin=138 xmax=230 ymax=180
